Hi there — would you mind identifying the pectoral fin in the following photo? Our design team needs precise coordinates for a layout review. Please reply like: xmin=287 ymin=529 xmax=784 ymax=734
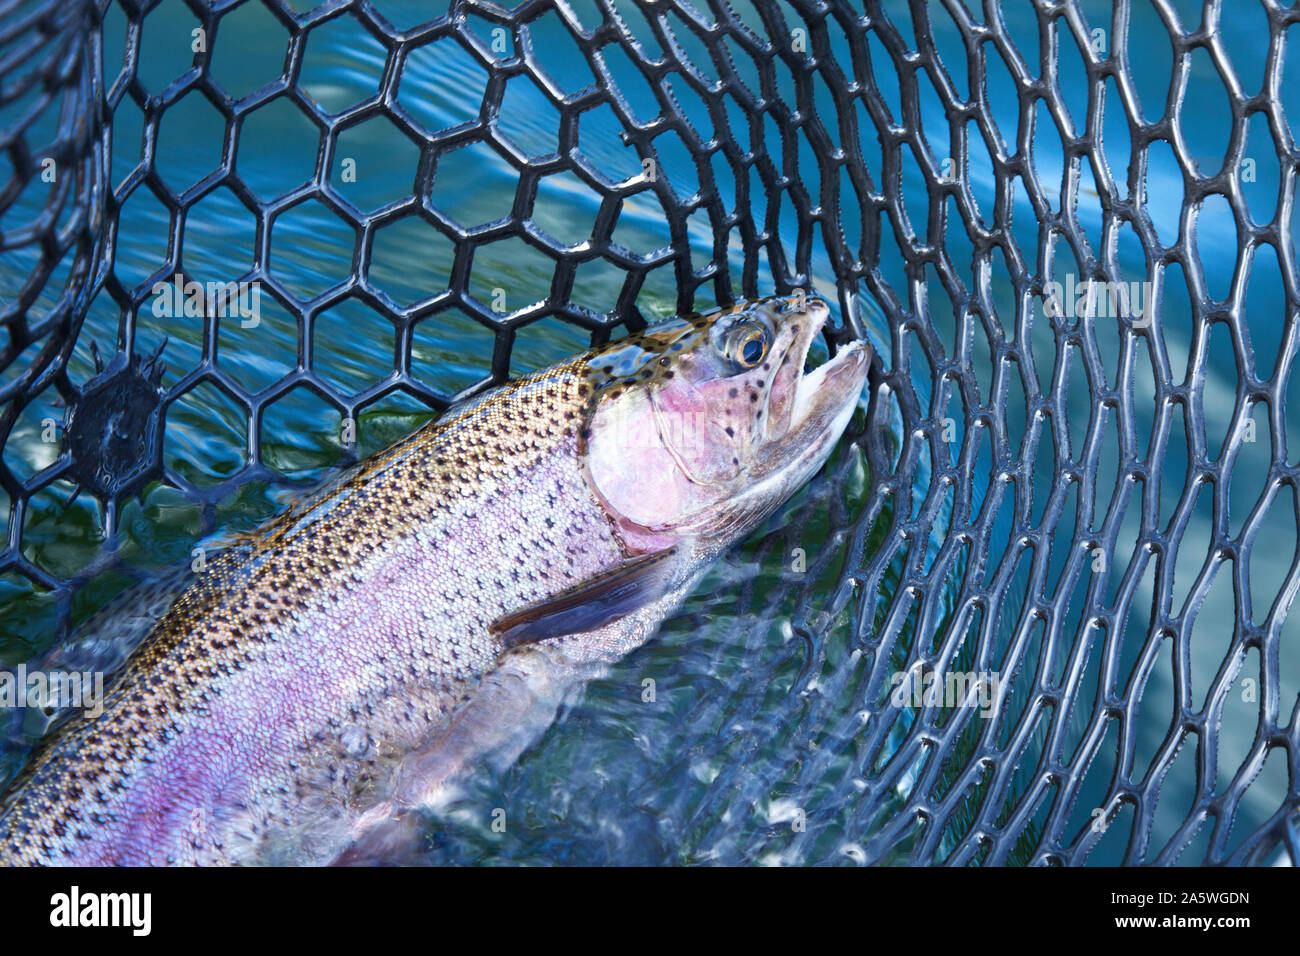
xmin=490 ymin=549 xmax=679 ymax=648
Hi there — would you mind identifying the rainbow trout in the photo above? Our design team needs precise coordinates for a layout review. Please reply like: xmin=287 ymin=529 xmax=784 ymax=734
xmin=0 ymin=296 xmax=870 ymax=865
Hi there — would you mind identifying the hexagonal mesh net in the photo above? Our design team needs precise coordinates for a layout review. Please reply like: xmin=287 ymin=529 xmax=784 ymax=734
xmin=2 ymin=0 xmax=1299 ymax=864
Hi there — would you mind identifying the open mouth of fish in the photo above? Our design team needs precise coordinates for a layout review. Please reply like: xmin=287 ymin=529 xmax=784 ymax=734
xmin=778 ymin=305 xmax=872 ymax=433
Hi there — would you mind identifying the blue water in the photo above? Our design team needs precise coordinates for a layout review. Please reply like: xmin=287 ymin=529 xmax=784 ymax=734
xmin=0 ymin=0 xmax=1294 ymax=864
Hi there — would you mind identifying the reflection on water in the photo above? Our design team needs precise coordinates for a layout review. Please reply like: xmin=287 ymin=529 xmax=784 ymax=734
xmin=0 ymin=1 xmax=1293 ymax=864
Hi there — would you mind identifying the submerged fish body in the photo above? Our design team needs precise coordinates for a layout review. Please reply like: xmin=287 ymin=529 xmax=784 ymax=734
xmin=0 ymin=296 xmax=871 ymax=865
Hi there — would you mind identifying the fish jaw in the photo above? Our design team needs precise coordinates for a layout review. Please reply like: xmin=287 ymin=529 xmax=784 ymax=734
xmin=583 ymin=296 xmax=873 ymax=549
xmin=784 ymin=338 xmax=872 ymax=475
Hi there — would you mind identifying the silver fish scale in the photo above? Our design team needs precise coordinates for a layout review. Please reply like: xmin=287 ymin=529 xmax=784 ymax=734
xmin=0 ymin=368 xmax=634 ymax=864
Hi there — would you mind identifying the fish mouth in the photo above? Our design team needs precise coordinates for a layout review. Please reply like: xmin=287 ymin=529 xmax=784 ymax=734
xmin=768 ymin=301 xmax=872 ymax=437
xmin=735 ymin=301 xmax=870 ymax=510
xmin=791 ymin=338 xmax=871 ymax=428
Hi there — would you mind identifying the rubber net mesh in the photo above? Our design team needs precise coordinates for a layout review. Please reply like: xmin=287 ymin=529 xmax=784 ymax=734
xmin=2 ymin=0 xmax=1299 ymax=864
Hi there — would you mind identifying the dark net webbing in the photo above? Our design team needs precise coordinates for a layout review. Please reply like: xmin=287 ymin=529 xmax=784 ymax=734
xmin=1 ymin=0 xmax=1298 ymax=865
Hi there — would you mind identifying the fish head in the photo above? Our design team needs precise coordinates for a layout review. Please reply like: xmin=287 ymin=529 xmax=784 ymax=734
xmin=582 ymin=295 xmax=872 ymax=551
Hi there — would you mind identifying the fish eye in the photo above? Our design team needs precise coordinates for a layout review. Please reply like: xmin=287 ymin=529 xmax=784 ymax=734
xmin=725 ymin=322 xmax=770 ymax=368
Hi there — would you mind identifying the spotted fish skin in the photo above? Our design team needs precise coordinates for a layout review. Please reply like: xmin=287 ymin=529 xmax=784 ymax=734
xmin=0 ymin=296 xmax=871 ymax=866
xmin=1 ymin=368 xmax=623 ymax=865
